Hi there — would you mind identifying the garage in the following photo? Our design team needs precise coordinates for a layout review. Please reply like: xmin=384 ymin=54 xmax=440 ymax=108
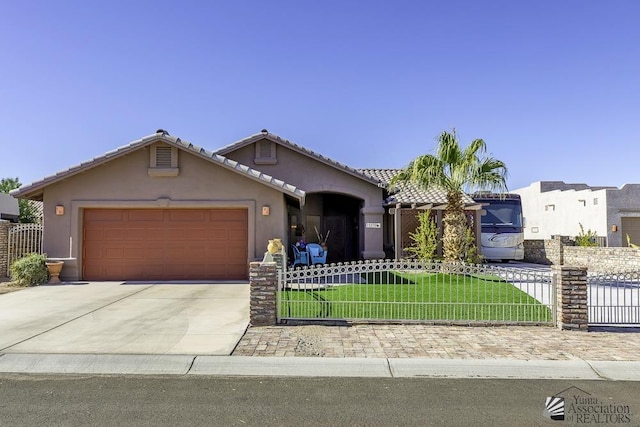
xmin=622 ymin=217 xmax=640 ymax=247
xmin=83 ymin=208 xmax=248 ymax=281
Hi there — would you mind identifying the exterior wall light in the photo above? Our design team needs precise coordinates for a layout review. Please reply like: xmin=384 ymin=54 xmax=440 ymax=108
xmin=55 ymin=205 xmax=65 ymax=216
xmin=262 ymin=206 xmax=270 ymax=216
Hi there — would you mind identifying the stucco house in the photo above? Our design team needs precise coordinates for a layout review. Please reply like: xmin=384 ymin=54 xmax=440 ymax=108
xmin=11 ymin=129 xmax=483 ymax=281
xmin=512 ymin=181 xmax=640 ymax=247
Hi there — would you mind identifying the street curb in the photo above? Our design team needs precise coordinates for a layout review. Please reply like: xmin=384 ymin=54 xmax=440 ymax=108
xmin=1 ymin=354 xmax=639 ymax=380
xmin=0 ymin=353 xmax=194 ymax=375
xmin=190 ymin=356 xmax=391 ymax=377
xmin=388 ymin=358 xmax=601 ymax=379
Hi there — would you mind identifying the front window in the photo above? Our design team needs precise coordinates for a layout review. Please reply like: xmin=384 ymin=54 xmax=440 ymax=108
xmin=481 ymin=201 xmax=523 ymax=229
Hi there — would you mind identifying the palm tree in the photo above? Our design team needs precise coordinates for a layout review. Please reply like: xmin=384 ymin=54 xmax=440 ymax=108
xmin=391 ymin=130 xmax=508 ymax=262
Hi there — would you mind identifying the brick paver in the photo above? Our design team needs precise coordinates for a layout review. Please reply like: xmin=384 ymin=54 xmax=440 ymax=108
xmin=233 ymin=325 xmax=640 ymax=360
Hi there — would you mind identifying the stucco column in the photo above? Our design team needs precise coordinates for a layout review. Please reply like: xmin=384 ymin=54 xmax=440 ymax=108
xmin=553 ymin=265 xmax=588 ymax=330
xmin=361 ymin=206 xmax=386 ymax=259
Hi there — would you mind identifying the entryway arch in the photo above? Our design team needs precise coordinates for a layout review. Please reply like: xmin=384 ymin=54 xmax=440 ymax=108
xmin=287 ymin=192 xmax=363 ymax=263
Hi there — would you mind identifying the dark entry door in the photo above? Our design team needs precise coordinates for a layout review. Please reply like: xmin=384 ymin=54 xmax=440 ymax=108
xmin=324 ymin=216 xmax=345 ymax=263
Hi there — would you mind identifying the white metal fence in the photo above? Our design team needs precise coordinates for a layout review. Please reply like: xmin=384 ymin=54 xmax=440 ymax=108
xmin=279 ymin=260 xmax=554 ymax=325
xmin=588 ymin=271 xmax=640 ymax=326
xmin=7 ymin=223 xmax=44 ymax=267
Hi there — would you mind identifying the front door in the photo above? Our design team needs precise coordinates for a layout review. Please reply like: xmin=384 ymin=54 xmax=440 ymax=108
xmin=324 ymin=215 xmax=351 ymax=263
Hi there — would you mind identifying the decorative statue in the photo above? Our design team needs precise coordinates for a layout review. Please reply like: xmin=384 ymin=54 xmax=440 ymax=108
xmin=267 ymin=238 xmax=283 ymax=254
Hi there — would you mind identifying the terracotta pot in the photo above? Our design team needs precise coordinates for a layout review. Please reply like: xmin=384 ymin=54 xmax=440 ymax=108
xmin=45 ymin=261 xmax=64 ymax=285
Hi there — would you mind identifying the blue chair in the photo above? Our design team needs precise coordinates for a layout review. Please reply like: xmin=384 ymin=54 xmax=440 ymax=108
xmin=306 ymin=243 xmax=328 ymax=265
xmin=291 ymin=245 xmax=309 ymax=268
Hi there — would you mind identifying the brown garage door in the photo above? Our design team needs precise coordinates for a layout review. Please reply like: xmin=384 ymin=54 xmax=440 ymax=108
xmin=83 ymin=209 xmax=248 ymax=281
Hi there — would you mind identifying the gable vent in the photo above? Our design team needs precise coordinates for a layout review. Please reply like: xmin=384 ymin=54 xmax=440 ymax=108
xmin=156 ymin=146 xmax=173 ymax=167
xmin=254 ymin=140 xmax=277 ymax=164
xmin=148 ymin=144 xmax=179 ymax=177
xmin=259 ymin=141 xmax=272 ymax=158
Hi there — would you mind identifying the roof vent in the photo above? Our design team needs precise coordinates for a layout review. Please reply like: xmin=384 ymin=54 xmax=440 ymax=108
xmin=156 ymin=129 xmax=169 ymax=135
xmin=260 ymin=129 xmax=268 ymax=133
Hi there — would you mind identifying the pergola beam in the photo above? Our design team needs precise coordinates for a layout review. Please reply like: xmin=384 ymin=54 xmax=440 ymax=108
xmin=393 ymin=203 xmax=402 ymax=259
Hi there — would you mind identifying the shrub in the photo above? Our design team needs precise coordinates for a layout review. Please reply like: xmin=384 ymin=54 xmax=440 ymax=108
xmin=462 ymin=226 xmax=481 ymax=264
xmin=575 ymin=223 xmax=598 ymax=247
xmin=406 ymin=210 xmax=438 ymax=260
xmin=10 ymin=253 xmax=48 ymax=287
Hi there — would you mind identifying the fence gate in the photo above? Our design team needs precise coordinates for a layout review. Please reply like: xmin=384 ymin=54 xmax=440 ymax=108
xmin=7 ymin=223 xmax=44 ymax=268
xmin=588 ymin=271 xmax=640 ymax=326
xmin=278 ymin=260 xmax=554 ymax=325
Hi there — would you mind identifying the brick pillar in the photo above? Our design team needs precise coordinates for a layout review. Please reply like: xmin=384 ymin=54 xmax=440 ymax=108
xmin=553 ymin=265 xmax=588 ymax=330
xmin=249 ymin=262 xmax=278 ymax=326
xmin=0 ymin=220 xmax=10 ymax=278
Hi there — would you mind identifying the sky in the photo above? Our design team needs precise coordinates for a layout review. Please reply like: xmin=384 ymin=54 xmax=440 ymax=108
xmin=1 ymin=0 xmax=639 ymax=191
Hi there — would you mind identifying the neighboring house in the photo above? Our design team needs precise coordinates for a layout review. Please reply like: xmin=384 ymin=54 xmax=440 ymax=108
xmin=512 ymin=181 xmax=640 ymax=247
xmin=11 ymin=129 xmax=483 ymax=281
xmin=0 ymin=193 xmax=19 ymax=222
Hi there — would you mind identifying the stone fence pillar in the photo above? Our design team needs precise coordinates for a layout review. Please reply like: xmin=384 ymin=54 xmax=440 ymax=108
xmin=0 ymin=220 xmax=11 ymax=278
xmin=553 ymin=265 xmax=588 ymax=330
xmin=249 ymin=261 xmax=278 ymax=326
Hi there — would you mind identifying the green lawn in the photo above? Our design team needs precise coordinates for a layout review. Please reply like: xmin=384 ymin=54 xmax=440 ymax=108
xmin=280 ymin=270 xmax=552 ymax=322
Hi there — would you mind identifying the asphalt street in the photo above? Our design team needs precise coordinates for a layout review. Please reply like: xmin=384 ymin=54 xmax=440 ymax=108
xmin=1 ymin=375 xmax=638 ymax=427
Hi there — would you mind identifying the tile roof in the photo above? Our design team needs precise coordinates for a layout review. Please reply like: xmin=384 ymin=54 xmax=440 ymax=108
xmin=11 ymin=130 xmax=479 ymax=210
xmin=11 ymin=131 xmax=306 ymax=204
xmin=359 ymin=168 xmax=478 ymax=207
xmin=215 ymin=131 xmax=381 ymax=186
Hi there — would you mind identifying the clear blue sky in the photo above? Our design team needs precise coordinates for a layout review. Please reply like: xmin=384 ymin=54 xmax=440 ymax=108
xmin=1 ymin=1 xmax=638 ymax=190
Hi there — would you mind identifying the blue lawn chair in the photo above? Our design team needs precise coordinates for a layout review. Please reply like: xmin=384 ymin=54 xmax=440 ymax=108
xmin=306 ymin=243 xmax=328 ymax=265
xmin=291 ymin=245 xmax=309 ymax=267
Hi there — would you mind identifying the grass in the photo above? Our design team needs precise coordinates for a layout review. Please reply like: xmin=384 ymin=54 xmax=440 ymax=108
xmin=280 ymin=270 xmax=552 ymax=322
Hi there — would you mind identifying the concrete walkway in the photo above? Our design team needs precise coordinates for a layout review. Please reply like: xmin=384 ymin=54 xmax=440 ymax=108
xmin=0 ymin=282 xmax=249 ymax=355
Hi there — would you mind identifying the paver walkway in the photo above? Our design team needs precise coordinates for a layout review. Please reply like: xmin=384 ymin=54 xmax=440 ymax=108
xmin=233 ymin=324 xmax=640 ymax=360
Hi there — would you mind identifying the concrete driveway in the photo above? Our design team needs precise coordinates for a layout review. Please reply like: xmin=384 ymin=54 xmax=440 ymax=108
xmin=0 ymin=282 xmax=249 ymax=355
